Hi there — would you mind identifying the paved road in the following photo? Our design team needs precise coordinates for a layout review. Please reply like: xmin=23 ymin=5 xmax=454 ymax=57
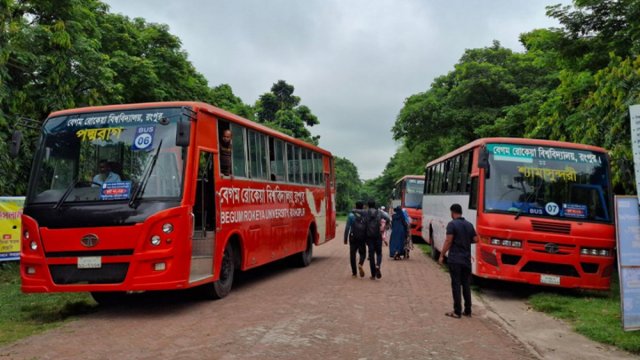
xmin=1 ymin=222 xmax=534 ymax=360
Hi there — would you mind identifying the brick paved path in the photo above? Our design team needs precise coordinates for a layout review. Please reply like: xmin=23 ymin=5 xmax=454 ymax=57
xmin=1 ymin=222 xmax=534 ymax=359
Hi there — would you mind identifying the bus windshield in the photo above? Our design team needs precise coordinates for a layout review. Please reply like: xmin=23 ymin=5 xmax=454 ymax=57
xmin=404 ymin=178 xmax=424 ymax=208
xmin=28 ymin=107 xmax=186 ymax=205
xmin=483 ymin=143 xmax=612 ymax=222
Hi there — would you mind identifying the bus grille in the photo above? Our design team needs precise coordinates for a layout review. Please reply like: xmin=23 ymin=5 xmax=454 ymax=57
xmin=49 ymin=263 xmax=129 ymax=285
xmin=531 ymin=220 xmax=571 ymax=234
xmin=520 ymin=261 xmax=579 ymax=277
xmin=528 ymin=240 xmax=575 ymax=255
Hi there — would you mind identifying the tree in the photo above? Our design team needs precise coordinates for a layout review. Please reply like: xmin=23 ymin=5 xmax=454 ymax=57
xmin=255 ymin=80 xmax=320 ymax=145
xmin=334 ymin=157 xmax=362 ymax=213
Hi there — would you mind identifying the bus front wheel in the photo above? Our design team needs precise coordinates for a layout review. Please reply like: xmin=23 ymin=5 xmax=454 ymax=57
xmin=293 ymin=230 xmax=314 ymax=267
xmin=203 ymin=243 xmax=235 ymax=300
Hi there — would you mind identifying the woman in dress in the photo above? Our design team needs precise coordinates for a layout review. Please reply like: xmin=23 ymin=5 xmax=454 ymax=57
xmin=389 ymin=206 xmax=408 ymax=260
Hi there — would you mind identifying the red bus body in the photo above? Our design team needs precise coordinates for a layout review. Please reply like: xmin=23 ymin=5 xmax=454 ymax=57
xmin=391 ymin=175 xmax=425 ymax=240
xmin=423 ymin=138 xmax=615 ymax=290
xmin=20 ymin=102 xmax=335 ymax=295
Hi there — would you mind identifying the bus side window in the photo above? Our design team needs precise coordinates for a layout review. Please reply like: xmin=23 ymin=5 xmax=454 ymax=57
xmin=469 ymin=176 xmax=478 ymax=210
xmin=230 ymin=123 xmax=247 ymax=177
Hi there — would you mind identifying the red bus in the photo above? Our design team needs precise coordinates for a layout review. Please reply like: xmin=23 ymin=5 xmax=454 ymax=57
xmin=391 ymin=175 xmax=425 ymax=241
xmin=423 ymin=138 xmax=614 ymax=290
xmin=19 ymin=102 xmax=335 ymax=303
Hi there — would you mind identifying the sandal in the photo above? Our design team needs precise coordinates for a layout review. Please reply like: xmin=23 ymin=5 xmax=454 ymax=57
xmin=445 ymin=311 xmax=461 ymax=319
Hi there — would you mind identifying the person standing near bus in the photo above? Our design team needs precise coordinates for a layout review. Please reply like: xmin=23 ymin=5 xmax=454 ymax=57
xmin=440 ymin=203 xmax=477 ymax=318
xmin=389 ymin=205 xmax=408 ymax=260
xmin=344 ymin=200 xmax=367 ymax=278
xmin=365 ymin=199 xmax=390 ymax=280
xmin=220 ymin=129 xmax=232 ymax=176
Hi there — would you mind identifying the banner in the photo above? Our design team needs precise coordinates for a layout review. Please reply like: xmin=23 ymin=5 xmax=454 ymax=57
xmin=0 ymin=196 xmax=24 ymax=262
xmin=629 ymin=105 xmax=640 ymax=204
xmin=616 ymin=196 xmax=640 ymax=331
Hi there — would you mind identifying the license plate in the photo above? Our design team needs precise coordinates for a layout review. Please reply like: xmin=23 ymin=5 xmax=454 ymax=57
xmin=78 ymin=256 xmax=102 ymax=269
xmin=540 ymin=274 xmax=560 ymax=285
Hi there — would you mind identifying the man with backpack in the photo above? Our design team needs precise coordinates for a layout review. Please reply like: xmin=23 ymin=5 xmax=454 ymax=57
xmin=344 ymin=200 xmax=367 ymax=277
xmin=364 ymin=199 xmax=391 ymax=280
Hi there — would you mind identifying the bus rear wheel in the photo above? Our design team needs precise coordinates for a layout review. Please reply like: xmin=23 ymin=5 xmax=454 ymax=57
xmin=429 ymin=226 xmax=440 ymax=261
xmin=293 ymin=230 xmax=314 ymax=267
xmin=203 ymin=243 xmax=235 ymax=300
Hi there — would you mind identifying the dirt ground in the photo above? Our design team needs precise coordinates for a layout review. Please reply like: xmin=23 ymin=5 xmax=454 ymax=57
xmin=0 ymin=222 xmax=631 ymax=359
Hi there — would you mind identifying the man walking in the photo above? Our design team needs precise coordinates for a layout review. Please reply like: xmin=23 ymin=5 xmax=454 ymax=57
xmin=439 ymin=203 xmax=477 ymax=318
xmin=344 ymin=200 xmax=367 ymax=278
xmin=365 ymin=199 xmax=390 ymax=280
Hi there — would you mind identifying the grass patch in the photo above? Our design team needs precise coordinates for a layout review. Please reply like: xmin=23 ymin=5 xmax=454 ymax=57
xmin=0 ymin=262 xmax=97 ymax=345
xmin=415 ymin=243 xmax=431 ymax=256
xmin=336 ymin=215 xmax=347 ymax=222
xmin=529 ymin=273 xmax=640 ymax=354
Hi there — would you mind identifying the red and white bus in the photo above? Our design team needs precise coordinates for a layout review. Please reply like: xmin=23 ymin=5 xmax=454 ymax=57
xmin=19 ymin=102 xmax=335 ymax=303
xmin=391 ymin=175 xmax=425 ymax=241
xmin=422 ymin=138 xmax=614 ymax=290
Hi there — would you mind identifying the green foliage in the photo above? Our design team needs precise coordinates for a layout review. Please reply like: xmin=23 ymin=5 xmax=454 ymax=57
xmin=334 ymin=156 xmax=362 ymax=213
xmin=255 ymin=80 xmax=320 ymax=145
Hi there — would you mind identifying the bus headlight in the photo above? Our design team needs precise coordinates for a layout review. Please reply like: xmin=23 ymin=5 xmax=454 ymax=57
xmin=162 ymin=223 xmax=174 ymax=234
xmin=491 ymin=238 xmax=522 ymax=248
xmin=150 ymin=235 xmax=162 ymax=246
xmin=30 ymin=240 xmax=38 ymax=251
xmin=580 ymin=247 xmax=610 ymax=256
xmin=24 ymin=230 xmax=30 ymax=240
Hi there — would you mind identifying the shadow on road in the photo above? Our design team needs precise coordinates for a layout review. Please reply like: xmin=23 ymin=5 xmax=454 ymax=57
xmin=91 ymin=255 xmax=331 ymax=315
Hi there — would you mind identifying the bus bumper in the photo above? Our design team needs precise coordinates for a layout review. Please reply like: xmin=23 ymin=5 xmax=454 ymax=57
xmin=474 ymin=244 xmax=614 ymax=290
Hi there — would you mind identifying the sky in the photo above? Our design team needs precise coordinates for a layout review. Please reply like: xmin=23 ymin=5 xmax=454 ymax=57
xmin=103 ymin=0 xmax=571 ymax=180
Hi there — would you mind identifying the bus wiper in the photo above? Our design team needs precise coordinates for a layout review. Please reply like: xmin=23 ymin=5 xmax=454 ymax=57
xmin=54 ymin=177 xmax=80 ymax=210
xmin=514 ymin=208 xmax=524 ymax=220
xmin=129 ymin=139 xmax=163 ymax=208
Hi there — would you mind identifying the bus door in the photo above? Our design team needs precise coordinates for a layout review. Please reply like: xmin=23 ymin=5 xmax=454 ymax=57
xmin=190 ymin=150 xmax=215 ymax=283
xmin=325 ymin=172 xmax=335 ymax=241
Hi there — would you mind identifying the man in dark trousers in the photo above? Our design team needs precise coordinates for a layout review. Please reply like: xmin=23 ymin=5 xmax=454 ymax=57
xmin=344 ymin=201 xmax=367 ymax=278
xmin=439 ymin=203 xmax=477 ymax=318
xmin=364 ymin=199 xmax=390 ymax=280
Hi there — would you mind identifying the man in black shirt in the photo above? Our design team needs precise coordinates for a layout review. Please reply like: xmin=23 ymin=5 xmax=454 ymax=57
xmin=439 ymin=203 xmax=477 ymax=318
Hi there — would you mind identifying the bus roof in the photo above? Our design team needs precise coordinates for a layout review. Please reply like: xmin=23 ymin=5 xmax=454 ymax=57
xmin=47 ymin=101 xmax=333 ymax=157
xmin=425 ymin=137 xmax=608 ymax=169
xmin=394 ymin=175 xmax=425 ymax=185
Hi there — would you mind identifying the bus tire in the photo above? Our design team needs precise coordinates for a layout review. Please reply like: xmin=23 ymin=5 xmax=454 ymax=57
xmin=91 ymin=291 xmax=125 ymax=306
xmin=294 ymin=230 xmax=314 ymax=267
xmin=204 ymin=243 xmax=235 ymax=300
xmin=428 ymin=226 xmax=438 ymax=260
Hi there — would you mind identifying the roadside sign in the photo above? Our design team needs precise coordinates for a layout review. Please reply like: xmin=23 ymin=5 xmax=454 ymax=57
xmin=0 ymin=196 xmax=24 ymax=262
xmin=615 ymin=196 xmax=640 ymax=331
xmin=629 ymin=105 xmax=640 ymax=204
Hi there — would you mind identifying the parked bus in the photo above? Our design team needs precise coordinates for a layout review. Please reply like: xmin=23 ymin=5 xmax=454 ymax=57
xmin=391 ymin=175 xmax=425 ymax=241
xmin=422 ymin=138 xmax=614 ymax=290
xmin=18 ymin=102 xmax=335 ymax=303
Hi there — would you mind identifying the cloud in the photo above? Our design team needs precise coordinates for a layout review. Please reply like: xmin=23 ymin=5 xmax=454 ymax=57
xmin=104 ymin=0 xmax=569 ymax=180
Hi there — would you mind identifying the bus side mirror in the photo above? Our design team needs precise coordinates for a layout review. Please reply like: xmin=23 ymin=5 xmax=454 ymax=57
xmin=176 ymin=119 xmax=191 ymax=147
xmin=478 ymin=148 xmax=489 ymax=169
xmin=9 ymin=131 xmax=22 ymax=157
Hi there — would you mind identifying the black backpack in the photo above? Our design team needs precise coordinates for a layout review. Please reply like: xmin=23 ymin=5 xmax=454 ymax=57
xmin=351 ymin=211 xmax=367 ymax=241
xmin=366 ymin=209 xmax=381 ymax=238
